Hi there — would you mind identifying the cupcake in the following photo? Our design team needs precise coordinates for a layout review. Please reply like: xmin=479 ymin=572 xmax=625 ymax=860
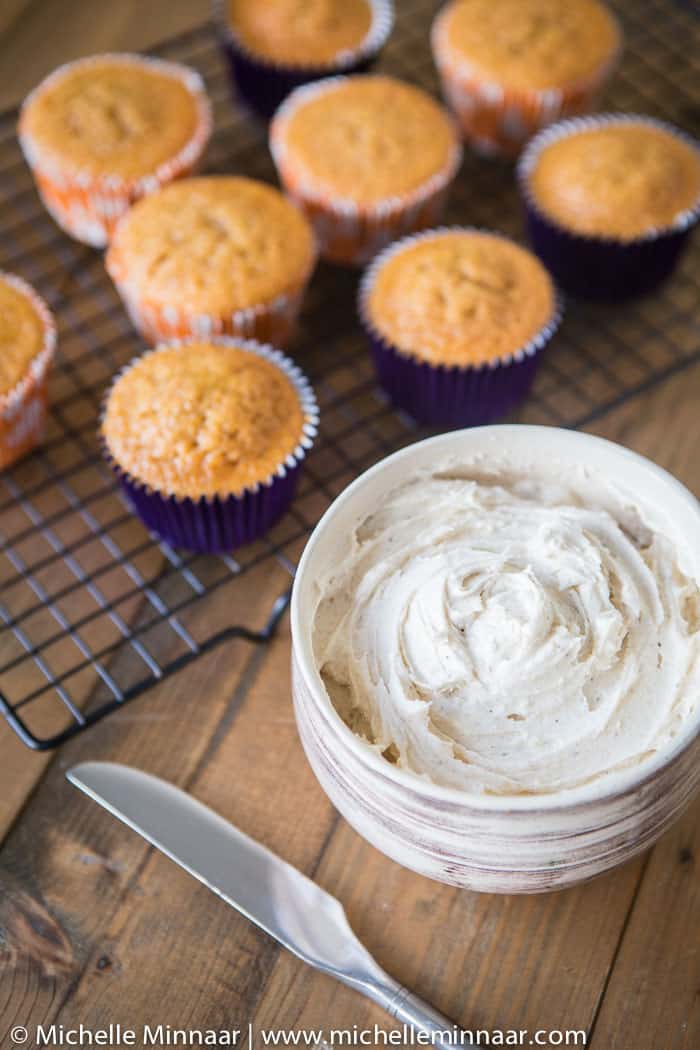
xmin=105 ymin=176 xmax=317 ymax=346
xmin=101 ymin=338 xmax=318 ymax=552
xmin=270 ymin=74 xmax=462 ymax=266
xmin=0 ymin=272 xmax=56 ymax=469
xmin=359 ymin=228 xmax=560 ymax=426
xmin=18 ymin=53 xmax=212 ymax=247
xmin=519 ymin=115 xmax=700 ymax=299
xmin=432 ymin=0 xmax=622 ymax=157
xmin=215 ymin=0 xmax=394 ymax=118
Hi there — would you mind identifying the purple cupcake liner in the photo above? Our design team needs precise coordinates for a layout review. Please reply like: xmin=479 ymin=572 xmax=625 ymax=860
xmin=213 ymin=0 xmax=394 ymax=119
xmin=101 ymin=337 xmax=319 ymax=554
xmin=359 ymin=227 xmax=563 ymax=429
xmin=114 ymin=459 xmax=302 ymax=553
xmin=368 ymin=336 xmax=545 ymax=428
xmin=518 ymin=115 xmax=700 ymax=301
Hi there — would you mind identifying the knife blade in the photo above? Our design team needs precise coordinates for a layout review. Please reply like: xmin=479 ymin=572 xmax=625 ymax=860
xmin=67 ymin=762 xmax=471 ymax=1045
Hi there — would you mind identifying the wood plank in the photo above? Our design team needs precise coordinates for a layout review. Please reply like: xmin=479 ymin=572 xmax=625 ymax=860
xmin=589 ymin=363 xmax=700 ymax=493
xmin=582 ymin=360 xmax=700 ymax=1050
xmin=0 ymin=0 xmax=209 ymax=110
xmin=2 ymin=364 xmax=700 ymax=1048
xmin=0 ymin=560 xmax=292 ymax=1048
xmin=44 ymin=626 xmax=338 ymax=1037
xmin=0 ymin=725 xmax=50 ymax=843
xmin=588 ymin=798 xmax=700 ymax=1050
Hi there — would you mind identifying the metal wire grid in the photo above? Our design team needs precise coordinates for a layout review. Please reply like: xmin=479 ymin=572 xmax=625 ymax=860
xmin=0 ymin=0 xmax=698 ymax=750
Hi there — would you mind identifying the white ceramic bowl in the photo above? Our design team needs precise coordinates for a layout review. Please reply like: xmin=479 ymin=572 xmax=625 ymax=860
xmin=291 ymin=426 xmax=700 ymax=893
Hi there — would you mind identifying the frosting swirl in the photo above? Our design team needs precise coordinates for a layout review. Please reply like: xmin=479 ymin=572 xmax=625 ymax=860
xmin=313 ymin=465 xmax=700 ymax=795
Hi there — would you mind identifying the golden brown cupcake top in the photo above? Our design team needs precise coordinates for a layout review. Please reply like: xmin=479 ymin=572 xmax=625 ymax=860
xmin=272 ymin=75 xmax=459 ymax=207
xmin=0 ymin=276 xmax=50 ymax=396
xmin=436 ymin=0 xmax=621 ymax=92
xmin=365 ymin=230 xmax=555 ymax=366
xmin=228 ymin=0 xmax=373 ymax=66
xmin=19 ymin=55 xmax=205 ymax=181
xmin=106 ymin=177 xmax=317 ymax=315
xmin=102 ymin=342 xmax=307 ymax=499
xmin=528 ymin=121 xmax=700 ymax=240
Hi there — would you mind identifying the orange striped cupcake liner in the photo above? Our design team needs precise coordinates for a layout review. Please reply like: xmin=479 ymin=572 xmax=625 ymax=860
xmin=269 ymin=77 xmax=463 ymax=267
xmin=0 ymin=273 xmax=57 ymax=470
xmin=431 ymin=6 xmax=622 ymax=159
xmin=18 ymin=54 xmax=212 ymax=248
xmin=105 ymin=237 xmax=315 ymax=348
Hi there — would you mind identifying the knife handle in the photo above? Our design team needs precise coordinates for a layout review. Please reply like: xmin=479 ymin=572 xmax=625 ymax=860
xmin=366 ymin=979 xmax=474 ymax=1046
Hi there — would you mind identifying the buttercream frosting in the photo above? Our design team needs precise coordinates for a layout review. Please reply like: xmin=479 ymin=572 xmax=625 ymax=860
xmin=313 ymin=462 xmax=700 ymax=795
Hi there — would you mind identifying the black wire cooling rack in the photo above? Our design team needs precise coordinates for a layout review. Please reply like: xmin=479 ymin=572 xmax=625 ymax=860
xmin=1 ymin=0 xmax=699 ymax=750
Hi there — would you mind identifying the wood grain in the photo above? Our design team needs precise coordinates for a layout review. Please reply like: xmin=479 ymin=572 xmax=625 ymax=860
xmin=0 ymin=727 xmax=50 ymax=843
xmin=0 ymin=0 xmax=209 ymax=110
xmin=583 ymin=361 xmax=700 ymax=1050
xmin=0 ymin=566 xmax=290 ymax=1047
xmin=47 ymin=627 xmax=334 ymax=1037
xmin=586 ymin=802 xmax=700 ymax=1050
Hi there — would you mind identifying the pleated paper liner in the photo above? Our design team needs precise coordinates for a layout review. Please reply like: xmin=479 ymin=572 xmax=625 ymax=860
xmin=270 ymin=76 xmax=463 ymax=267
xmin=518 ymin=114 xmax=700 ymax=300
xmin=0 ymin=272 xmax=57 ymax=469
xmin=431 ymin=2 xmax=622 ymax=159
xmin=213 ymin=0 xmax=394 ymax=119
xmin=106 ymin=208 xmax=318 ymax=348
xmin=358 ymin=228 xmax=563 ymax=427
xmin=18 ymin=53 xmax=212 ymax=247
xmin=101 ymin=337 xmax=319 ymax=553
xmin=105 ymin=269 xmax=313 ymax=349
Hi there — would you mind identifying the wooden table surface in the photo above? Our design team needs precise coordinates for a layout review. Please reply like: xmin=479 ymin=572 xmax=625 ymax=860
xmin=1 ymin=3 xmax=699 ymax=1050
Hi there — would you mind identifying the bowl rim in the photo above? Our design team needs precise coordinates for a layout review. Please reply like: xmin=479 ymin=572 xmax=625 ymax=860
xmin=291 ymin=424 xmax=700 ymax=814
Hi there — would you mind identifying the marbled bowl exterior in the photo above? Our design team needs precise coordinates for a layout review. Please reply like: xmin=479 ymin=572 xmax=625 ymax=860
xmin=293 ymin=651 xmax=700 ymax=893
xmin=290 ymin=426 xmax=700 ymax=893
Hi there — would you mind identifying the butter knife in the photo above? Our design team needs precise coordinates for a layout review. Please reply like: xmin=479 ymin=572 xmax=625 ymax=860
xmin=67 ymin=762 xmax=471 ymax=1045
